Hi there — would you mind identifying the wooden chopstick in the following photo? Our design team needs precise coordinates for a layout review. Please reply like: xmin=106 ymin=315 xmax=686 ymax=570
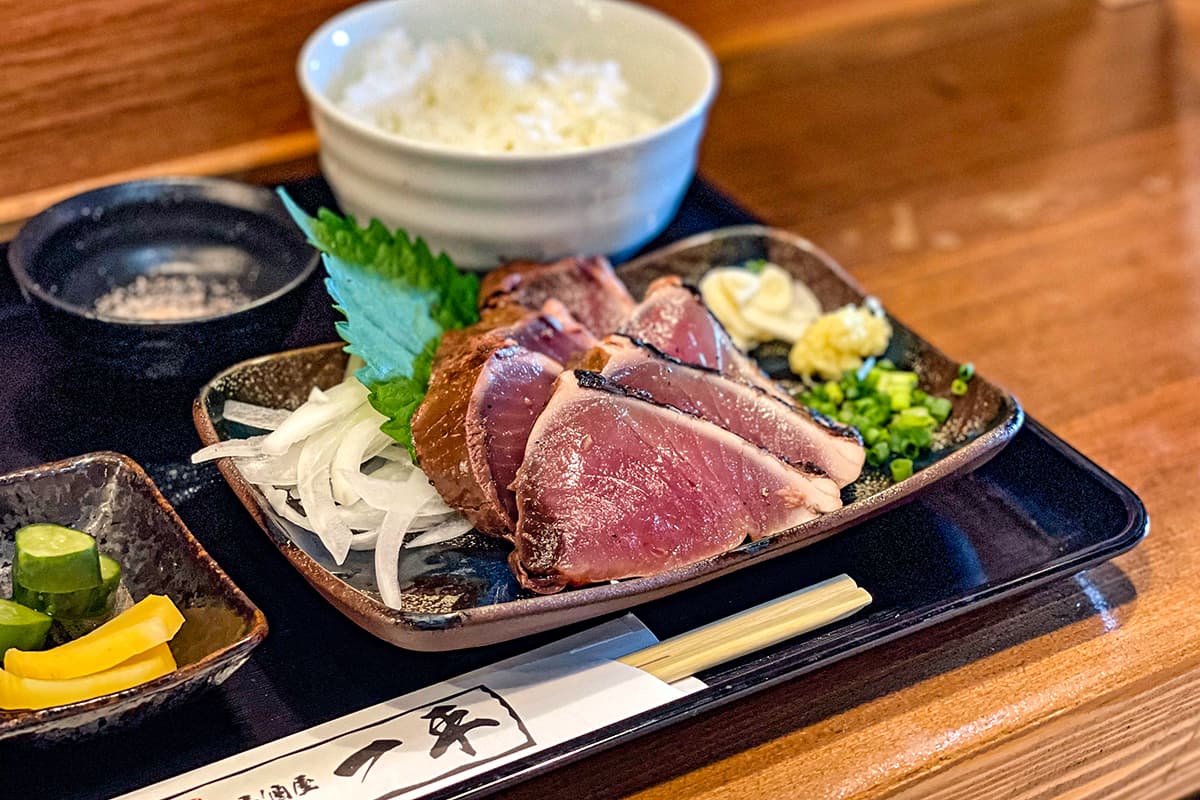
xmin=619 ymin=574 xmax=871 ymax=683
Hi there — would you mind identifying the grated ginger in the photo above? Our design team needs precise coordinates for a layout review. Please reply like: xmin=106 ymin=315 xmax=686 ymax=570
xmin=788 ymin=305 xmax=892 ymax=380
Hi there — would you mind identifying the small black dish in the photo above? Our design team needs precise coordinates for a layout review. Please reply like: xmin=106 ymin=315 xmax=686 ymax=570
xmin=7 ymin=177 xmax=319 ymax=381
xmin=0 ymin=451 xmax=267 ymax=743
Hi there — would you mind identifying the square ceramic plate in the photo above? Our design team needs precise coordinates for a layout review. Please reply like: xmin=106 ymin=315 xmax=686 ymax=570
xmin=0 ymin=452 xmax=267 ymax=741
xmin=193 ymin=227 xmax=1022 ymax=650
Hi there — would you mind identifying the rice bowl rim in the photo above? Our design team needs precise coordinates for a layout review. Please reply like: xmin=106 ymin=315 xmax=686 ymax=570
xmin=297 ymin=0 xmax=720 ymax=163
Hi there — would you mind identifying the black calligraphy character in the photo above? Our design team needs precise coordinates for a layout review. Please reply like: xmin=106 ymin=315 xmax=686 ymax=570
xmin=334 ymin=739 xmax=404 ymax=782
xmin=421 ymin=705 xmax=500 ymax=758
xmin=292 ymin=774 xmax=319 ymax=796
xmin=267 ymin=785 xmax=293 ymax=800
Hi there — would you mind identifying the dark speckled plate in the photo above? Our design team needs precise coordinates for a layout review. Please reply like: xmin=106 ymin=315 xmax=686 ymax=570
xmin=193 ymin=227 xmax=1022 ymax=650
xmin=0 ymin=452 xmax=267 ymax=741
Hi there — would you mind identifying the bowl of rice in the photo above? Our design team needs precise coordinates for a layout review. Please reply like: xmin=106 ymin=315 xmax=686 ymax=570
xmin=298 ymin=0 xmax=719 ymax=268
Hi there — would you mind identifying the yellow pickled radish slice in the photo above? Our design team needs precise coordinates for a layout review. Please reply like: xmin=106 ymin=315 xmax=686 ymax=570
xmin=0 ymin=643 xmax=177 ymax=710
xmin=746 ymin=264 xmax=793 ymax=313
xmin=4 ymin=595 xmax=184 ymax=680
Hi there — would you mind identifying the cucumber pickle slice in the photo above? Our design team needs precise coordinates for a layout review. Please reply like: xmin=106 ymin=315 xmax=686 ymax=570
xmin=13 ymin=524 xmax=101 ymax=593
xmin=13 ymin=555 xmax=121 ymax=619
xmin=0 ymin=599 xmax=51 ymax=653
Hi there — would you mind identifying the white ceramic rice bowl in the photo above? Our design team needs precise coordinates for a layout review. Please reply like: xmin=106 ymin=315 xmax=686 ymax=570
xmin=298 ymin=0 xmax=719 ymax=269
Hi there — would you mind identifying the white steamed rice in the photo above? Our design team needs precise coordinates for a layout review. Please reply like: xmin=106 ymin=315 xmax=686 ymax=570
xmin=334 ymin=29 xmax=663 ymax=153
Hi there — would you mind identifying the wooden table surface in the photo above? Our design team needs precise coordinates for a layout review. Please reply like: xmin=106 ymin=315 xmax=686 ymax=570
xmin=6 ymin=0 xmax=1200 ymax=797
xmin=513 ymin=1 xmax=1200 ymax=797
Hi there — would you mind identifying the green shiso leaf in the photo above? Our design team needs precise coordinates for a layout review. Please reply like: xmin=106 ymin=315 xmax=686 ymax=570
xmin=279 ymin=189 xmax=480 ymax=460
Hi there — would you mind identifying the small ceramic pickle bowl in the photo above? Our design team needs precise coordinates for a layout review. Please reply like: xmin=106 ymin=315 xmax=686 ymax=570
xmin=0 ymin=452 xmax=267 ymax=743
xmin=7 ymin=177 xmax=319 ymax=381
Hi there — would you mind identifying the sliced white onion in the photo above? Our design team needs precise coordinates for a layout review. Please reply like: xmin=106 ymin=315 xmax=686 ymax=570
xmin=374 ymin=511 xmax=407 ymax=609
xmin=222 ymin=400 xmax=293 ymax=431
xmin=273 ymin=518 xmax=342 ymax=572
xmin=233 ymin=444 xmax=303 ymax=485
xmin=399 ymin=492 xmax=460 ymax=531
xmin=337 ymin=501 xmax=386 ymax=531
xmin=295 ymin=423 xmax=355 ymax=563
xmin=196 ymin=373 xmax=471 ymax=592
xmin=261 ymin=379 xmax=369 ymax=455
xmin=375 ymin=446 xmax=411 ymax=462
xmin=350 ymin=530 xmax=379 ymax=551
xmin=366 ymin=460 xmax=417 ymax=481
xmin=338 ymin=468 xmax=441 ymax=513
xmin=418 ymin=489 xmax=455 ymax=516
xmin=330 ymin=412 xmax=392 ymax=506
xmin=374 ymin=470 xmax=430 ymax=609
xmin=408 ymin=509 xmax=460 ymax=531
xmin=191 ymin=435 xmax=268 ymax=464
xmin=405 ymin=517 xmax=474 ymax=548
xmin=262 ymin=486 xmax=315 ymax=531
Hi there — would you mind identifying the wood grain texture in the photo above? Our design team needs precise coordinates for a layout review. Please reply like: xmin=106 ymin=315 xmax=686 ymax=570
xmin=0 ymin=131 xmax=318 ymax=240
xmin=503 ymin=1 xmax=1200 ymax=798
xmin=0 ymin=0 xmax=353 ymax=202
xmin=0 ymin=0 xmax=970 ymax=209
xmin=7 ymin=0 xmax=1200 ymax=797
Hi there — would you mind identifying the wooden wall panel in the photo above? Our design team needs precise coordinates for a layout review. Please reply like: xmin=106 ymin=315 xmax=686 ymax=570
xmin=0 ymin=0 xmax=357 ymax=200
xmin=0 ymin=0 xmax=975 ymax=214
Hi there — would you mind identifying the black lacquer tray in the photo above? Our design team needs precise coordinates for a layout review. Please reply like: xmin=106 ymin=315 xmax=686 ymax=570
xmin=0 ymin=178 xmax=1146 ymax=799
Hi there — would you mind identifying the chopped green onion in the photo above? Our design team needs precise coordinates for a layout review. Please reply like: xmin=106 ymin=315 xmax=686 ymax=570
xmin=797 ymin=361 xmax=963 ymax=483
xmin=924 ymin=396 xmax=952 ymax=423
xmin=950 ymin=378 xmax=969 ymax=396
xmin=957 ymin=362 xmax=975 ymax=381
xmin=893 ymin=406 xmax=936 ymax=429
xmin=876 ymin=371 xmax=918 ymax=395
xmin=824 ymin=381 xmax=844 ymax=406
